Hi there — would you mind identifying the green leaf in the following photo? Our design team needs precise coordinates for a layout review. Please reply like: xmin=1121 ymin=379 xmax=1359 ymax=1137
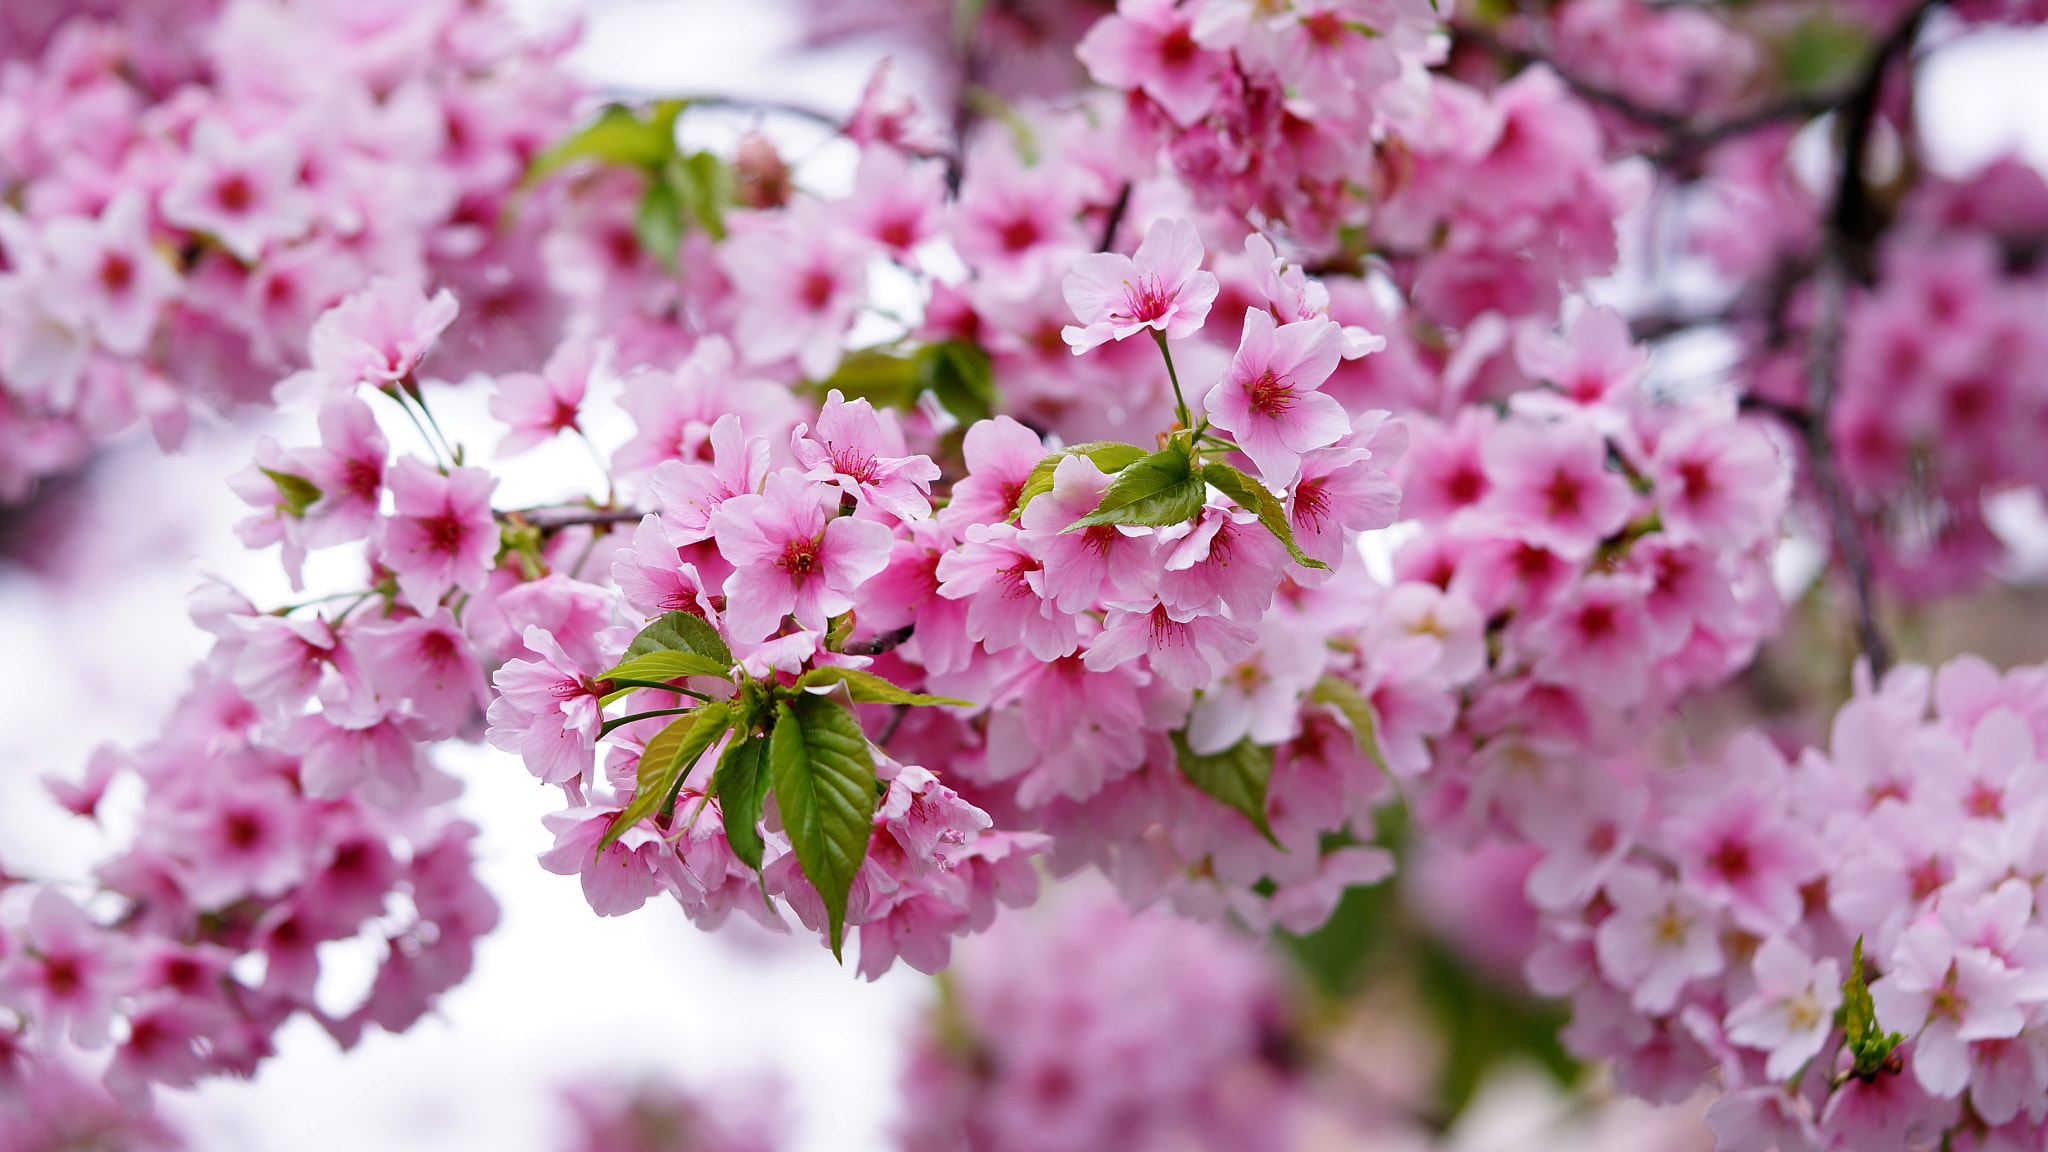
xmin=598 ymin=701 xmax=733 ymax=852
xmin=916 ymin=340 xmax=997 ymax=425
xmin=710 ymin=734 xmax=772 ymax=872
xmin=261 ymin=468 xmax=322 ymax=519
xmin=672 ymin=150 xmax=735 ymax=241
xmin=796 ymin=667 xmax=972 ymax=707
xmin=1202 ymin=461 xmax=1329 ymax=571
xmin=601 ymin=649 xmax=732 ymax=685
xmin=624 ymin=609 xmax=733 ymax=667
xmin=1841 ymin=935 xmax=1906 ymax=1080
xmin=1310 ymin=675 xmax=1389 ymax=773
xmin=1064 ymin=444 xmax=1205 ymax=531
xmin=814 ymin=348 xmax=923 ymax=407
xmin=1012 ymin=441 xmax=1147 ymax=518
xmin=1170 ymin=731 xmax=1277 ymax=844
xmin=770 ymin=696 xmax=878 ymax=958
xmin=635 ymin=174 xmax=684 ymax=272
xmin=528 ymin=100 xmax=686 ymax=183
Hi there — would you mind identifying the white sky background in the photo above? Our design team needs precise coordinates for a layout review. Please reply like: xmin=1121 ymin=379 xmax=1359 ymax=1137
xmin=1 ymin=6 xmax=2047 ymax=1152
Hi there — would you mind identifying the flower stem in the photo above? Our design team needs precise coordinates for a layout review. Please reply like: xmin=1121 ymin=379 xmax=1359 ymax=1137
xmin=1150 ymin=328 xmax=1192 ymax=431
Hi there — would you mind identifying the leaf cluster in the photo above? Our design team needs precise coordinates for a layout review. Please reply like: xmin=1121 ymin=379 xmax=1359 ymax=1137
xmin=591 ymin=611 xmax=965 ymax=958
xmin=527 ymin=100 xmax=736 ymax=270
xmin=813 ymin=340 xmax=998 ymax=425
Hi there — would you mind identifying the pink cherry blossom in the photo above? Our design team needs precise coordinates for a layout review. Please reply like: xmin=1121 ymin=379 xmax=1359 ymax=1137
xmin=378 ymin=459 xmax=500 ymax=611
xmin=1203 ymin=309 xmax=1351 ymax=487
xmin=0 ymin=890 xmax=134 ymax=1047
xmin=791 ymin=391 xmax=942 ymax=522
xmin=1077 ymin=0 xmax=1232 ymax=126
xmin=160 ymin=118 xmax=312 ymax=262
xmin=1018 ymin=454 xmax=1161 ymax=611
xmin=1724 ymin=937 xmax=1843 ymax=1081
xmin=713 ymin=470 xmax=894 ymax=641
xmin=1062 ymin=218 xmax=1220 ymax=353
xmin=287 ymin=279 xmax=460 ymax=401
xmin=42 ymin=191 xmax=180 ymax=356
xmin=487 ymin=626 xmax=606 ymax=785
xmin=489 ymin=337 xmax=597 ymax=456
xmin=649 ymin=413 xmax=771 ymax=546
xmin=1086 ymin=600 xmax=1258 ymax=692
xmin=935 ymin=522 xmax=1081 ymax=661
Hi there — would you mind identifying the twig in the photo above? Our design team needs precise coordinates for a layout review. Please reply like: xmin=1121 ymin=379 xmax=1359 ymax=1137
xmin=843 ymin=624 xmax=915 ymax=656
xmin=1098 ymin=182 xmax=1132 ymax=253
xmin=503 ymin=506 xmax=647 ymax=531
xmin=1796 ymin=1 xmax=1934 ymax=681
xmin=1450 ymin=21 xmax=1861 ymax=164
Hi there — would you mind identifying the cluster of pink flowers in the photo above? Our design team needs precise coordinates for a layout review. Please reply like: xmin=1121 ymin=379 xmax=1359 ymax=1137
xmin=0 ymin=0 xmax=576 ymax=499
xmin=1074 ymin=0 xmax=1439 ymax=249
xmin=1509 ymin=655 xmax=2048 ymax=1150
xmin=559 ymin=1075 xmax=784 ymax=1152
xmin=1390 ymin=305 xmax=1793 ymax=839
xmin=4 ymin=592 xmax=497 ymax=1101
xmin=899 ymin=883 xmax=1300 ymax=1152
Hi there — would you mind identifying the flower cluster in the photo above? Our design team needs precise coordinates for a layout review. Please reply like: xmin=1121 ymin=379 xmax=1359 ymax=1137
xmin=6 ymin=600 xmax=497 ymax=1100
xmin=899 ymin=882 xmax=1301 ymax=1152
xmin=0 ymin=0 xmax=576 ymax=499
xmin=1515 ymin=656 xmax=2048 ymax=1150
xmin=1076 ymin=0 xmax=1440 ymax=249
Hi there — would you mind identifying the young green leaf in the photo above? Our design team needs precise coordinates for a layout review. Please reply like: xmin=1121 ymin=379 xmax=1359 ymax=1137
xmin=796 ymin=667 xmax=972 ymax=707
xmin=1202 ymin=461 xmax=1329 ymax=571
xmin=813 ymin=348 xmax=924 ymax=407
xmin=527 ymin=99 xmax=686 ymax=184
xmin=1012 ymin=441 xmax=1148 ymax=518
xmin=770 ymin=696 xmax=878 ymax=958
xmin=1840 ymin=935 xmax=1906 ymax=1080
xmin=1064 ymin=444 xmax=1205 ymax=531
xmin=710 ymin=734 xmax=772 ymax=871
xmin=597 ymin=701 xmax=733 ymax=853
xmin=673 ymin=150 xmax=735 ymax=240
xmin=623 ymin=609 xmax=733 ymax=667
xmin=261 ymin=468 xmax=322 ymax=519
xmin=1170 ymin=730 xmax=1278 ymax=845
xmin=915 ymin=340 xmax=997 ymax=425
xmin=1310 ymin=675 xmax=1389 ymax=773
xmin=635 ymin=175 xmax=685 ymax=272
xmin=600 ymin=649 xmax=732 ymax=685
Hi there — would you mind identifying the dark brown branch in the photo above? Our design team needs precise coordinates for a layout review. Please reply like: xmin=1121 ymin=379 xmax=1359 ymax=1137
xmin=501 ymin=506 xmax=647 ymax=531
xmin=1098 ymin=181 xmax=1133 ymax=253
xmin=1797 ymin=0 xmax=1935 ymax=681
xmin=1450 ymin=21 xmax=1865 ymax=164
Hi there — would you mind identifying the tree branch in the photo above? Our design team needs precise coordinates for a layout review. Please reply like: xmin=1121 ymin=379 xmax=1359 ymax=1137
xmin=501 ymin=506 xmax=647 ymax=531
xmin=1796 ymin=0 xmax=1935 ymax=681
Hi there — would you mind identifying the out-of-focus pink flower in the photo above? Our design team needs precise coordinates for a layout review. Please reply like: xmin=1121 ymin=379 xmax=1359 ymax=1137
xmin=1724 ymin=937 xmax=1842 ymax=1081
xmin=1077 ymin=0 xmax=1232 ymax=126
xmin=489 ymin=337 xmax=597 ymax=456
xmin=284 ymin=279 xmax=460 ymax=402
xmin=160 ymin=119 xmax=312 ymax=262
xmin=0 ymin=889 xmax=135 ymax=1047
xmin=43 ymin=192 xmax=180 ymax=356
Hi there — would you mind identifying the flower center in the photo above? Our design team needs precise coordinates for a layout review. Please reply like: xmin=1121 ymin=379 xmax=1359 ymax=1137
xmin=1244 ymin=369 xmax=1295 ymax=418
